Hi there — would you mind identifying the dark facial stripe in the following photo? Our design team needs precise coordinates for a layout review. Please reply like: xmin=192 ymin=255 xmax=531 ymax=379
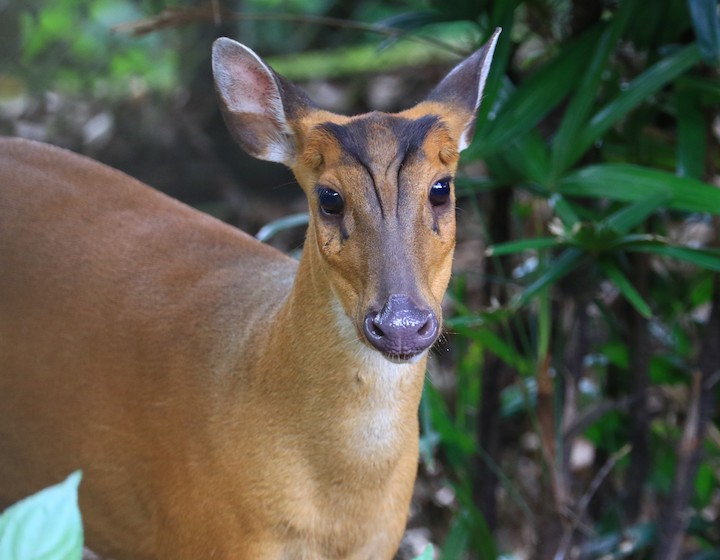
xmin=317 ymin=114 xmax=442 ymax=218
xmin=318 ymin=114 xmax=441 ymax=168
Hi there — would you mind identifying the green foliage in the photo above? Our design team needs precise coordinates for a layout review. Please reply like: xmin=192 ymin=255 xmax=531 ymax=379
xmin=15 ymin=0 xmax=177 ymax=94
xmin=0 ymin=472 xmax=84 ymax=560
xmin=401 ymin=0 xmax=720 ymax=556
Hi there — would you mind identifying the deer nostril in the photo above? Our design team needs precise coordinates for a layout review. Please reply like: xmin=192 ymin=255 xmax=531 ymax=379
xmin=362 ymin=296 xmax=439 ymax=359
xmin=417 ymin=314 xmax=437 ymax=337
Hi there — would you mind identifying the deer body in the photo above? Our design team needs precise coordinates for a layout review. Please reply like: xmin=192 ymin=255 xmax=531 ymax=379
xmin=0 ymin=32 xmax=498 ymax=559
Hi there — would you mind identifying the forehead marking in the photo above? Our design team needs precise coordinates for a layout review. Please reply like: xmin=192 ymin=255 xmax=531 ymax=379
xmin=317 ymin=114 xmax=442 ymax=217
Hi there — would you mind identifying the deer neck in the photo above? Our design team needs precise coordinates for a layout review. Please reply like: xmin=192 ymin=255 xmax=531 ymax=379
xmin=260 ymin=242 xmax=427 ymax=467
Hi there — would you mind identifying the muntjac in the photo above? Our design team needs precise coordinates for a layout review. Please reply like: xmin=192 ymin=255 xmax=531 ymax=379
xmin=0 ymin=30 xmax=499 ymax=559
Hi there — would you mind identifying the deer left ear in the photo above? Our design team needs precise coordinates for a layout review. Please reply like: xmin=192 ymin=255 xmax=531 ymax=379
xmin=426 ymin=28 xmax=501 ymax=152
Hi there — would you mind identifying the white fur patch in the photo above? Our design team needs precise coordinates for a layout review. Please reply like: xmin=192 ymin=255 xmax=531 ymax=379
xmin=330 ymin=299 xmax=423 ymax=454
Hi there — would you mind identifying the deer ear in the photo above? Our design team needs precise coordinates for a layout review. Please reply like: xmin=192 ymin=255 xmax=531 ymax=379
xmin=426 ymin=28 xmax=501 ymax=152
xmin=212 ymin=38 xmax=314 ymax=166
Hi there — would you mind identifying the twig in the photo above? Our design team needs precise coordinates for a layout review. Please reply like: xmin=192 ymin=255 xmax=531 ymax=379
xmin=554 ymin=444 xmax=632 ymax=560
xmin=653 ymin=270 xmax=720 ymax=560
xmin=113 ymin=3 xmax=468 ymax=57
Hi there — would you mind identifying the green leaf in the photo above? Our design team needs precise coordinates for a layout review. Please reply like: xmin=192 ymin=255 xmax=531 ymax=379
xmin=512 ymin=248 xmax=587 ymax=307
xmin=624 ymin=242 xmax=720 ymax=272
xmin=472 ymin=26 xmax=603 ymax=161
xmin=604 ymin=196 xmax=670 ymax=234
xmin=559 ymin=164 xmax=720 ymax=214
xmin=424 ymin=383 xmax=475 ymax=468
xmin=487 ymin=237 xmax=559 ymax=256
xmin=454 ymin=325 xmax=531 ymax=375
xmin=599 ymin=259 xmax=653 ymax=318
xmin=572 ymin=44 xmax=703 ymax=168
xmin=501 ymin=129 xmax=551 ymax=186
xmin=0 ymin=471 xmax=84 ymax=560
xmin=439 ymin=513 xmax=469 ymax=559
xmin=551 ymin=0 xmax=638 ymax=177
xmin=694 ymin=462 xmax=716 ymax=506
xmin=675 ymin=87 xmax=707 ymax=180
xmin=688 ymin=0 xmax=720 ymax=64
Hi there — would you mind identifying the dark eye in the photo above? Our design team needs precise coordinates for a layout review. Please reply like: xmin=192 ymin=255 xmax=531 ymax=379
xmin=429 ymin=178 xmax=451 ymax=207
xmin=318 ymin=187 xmax=344 ymax=216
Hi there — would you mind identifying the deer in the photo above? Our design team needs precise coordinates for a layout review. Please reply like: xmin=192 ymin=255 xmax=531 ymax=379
xmin=0 ymin=29 xmax=499 ymax=559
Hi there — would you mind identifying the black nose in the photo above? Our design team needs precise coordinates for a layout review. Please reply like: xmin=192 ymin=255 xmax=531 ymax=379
xmin=363 ymin=295 xmax=439 ymax=359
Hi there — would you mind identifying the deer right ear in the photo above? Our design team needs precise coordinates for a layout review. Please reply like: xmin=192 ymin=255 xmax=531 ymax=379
xmin=212 ymin=38 xmax=312 ymax=166
xmin=425 ymin=28 xmax=501 ymax=152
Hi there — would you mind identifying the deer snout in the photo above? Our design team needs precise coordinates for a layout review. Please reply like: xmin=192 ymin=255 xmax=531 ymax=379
xmin=363 ymin=294 xmax=439 ymax=360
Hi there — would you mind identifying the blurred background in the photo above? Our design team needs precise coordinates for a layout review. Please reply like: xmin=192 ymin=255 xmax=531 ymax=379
xmin=1 ymin=0 xmax=719 ymax=558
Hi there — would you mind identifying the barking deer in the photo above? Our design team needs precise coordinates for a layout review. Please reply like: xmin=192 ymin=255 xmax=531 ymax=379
xmin=0 ymin=30 xmax=499 ymax=559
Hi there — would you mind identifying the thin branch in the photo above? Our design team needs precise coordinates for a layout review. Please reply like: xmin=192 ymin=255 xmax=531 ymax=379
xmin=554 ymin=444 xmax=632 ymax=560
xmin=653 ymin=271 xmax=720 ymax=560
xmin=113 ymin=3 xmax=468 ymax=57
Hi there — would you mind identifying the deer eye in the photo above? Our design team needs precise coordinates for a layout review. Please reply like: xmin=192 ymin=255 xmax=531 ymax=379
xmin=317 ymin=187 xmax=344 ymax=216
xmin=429 ymin=178 xmax=451 ymax=207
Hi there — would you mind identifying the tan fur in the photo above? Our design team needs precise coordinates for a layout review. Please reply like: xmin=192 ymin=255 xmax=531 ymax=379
xmin=0 ymin=33 xmax=498 ymax=559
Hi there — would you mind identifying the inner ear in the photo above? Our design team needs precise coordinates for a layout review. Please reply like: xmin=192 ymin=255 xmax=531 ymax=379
xmin=212 ymin=38 xmax=311 ymax=165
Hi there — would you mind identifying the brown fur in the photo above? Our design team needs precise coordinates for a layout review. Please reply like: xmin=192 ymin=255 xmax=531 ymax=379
xmin=0 ymin=32 xmax=499 ymax=559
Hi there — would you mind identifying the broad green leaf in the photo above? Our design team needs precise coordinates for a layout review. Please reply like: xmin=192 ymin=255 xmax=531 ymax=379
xmin=439 ymin=514 xmax=470 ymax=559
xmin=694 ymin=463 xmax=716 ymax=506
xmin=486 ymin=237 xmax=559 ymax=256
xmin=454 ymin=325 xmax=531 ymax=375
xmin=551 ymin=0 xmax=638 ymax=177
xmin=604 ymin=196 xmax=669 ymax=234
xmin=445 ymin=306 xmax=516 ymax=330
xmin=675 ymin=88 xmax=706 ymax=180
xmin=688 ymin=0 xmax=720 ymax=64
xmin=488 ymin=128 xmax=551 ymax=186
xmin=513 ymin=129 xmax=551 ymax=185
xmin=599 ymin=259 xmax=653 ymax=318
xmin=464 ymin=506 xmax=499 ymax=560
xmin=559 ymin=164 xmax=720 ymax=214
xmin=624 ymin=242 xmax=720 ymax=272
xmin=572 ymin=44 xmax=702 ymax=167
xmin=0 ymin=471 xmax=83 ymax=560
xmin=440 ymin=503 xmax=498 ymax=560
xmin=424 ymin=383 xmax=475 ymax=468
xmin=512 ymin=248 xmax=586 ymax=307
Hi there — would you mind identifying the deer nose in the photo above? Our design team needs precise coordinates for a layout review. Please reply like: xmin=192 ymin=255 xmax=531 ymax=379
xmin=363 ymin=294 xmax=439 ymax=360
